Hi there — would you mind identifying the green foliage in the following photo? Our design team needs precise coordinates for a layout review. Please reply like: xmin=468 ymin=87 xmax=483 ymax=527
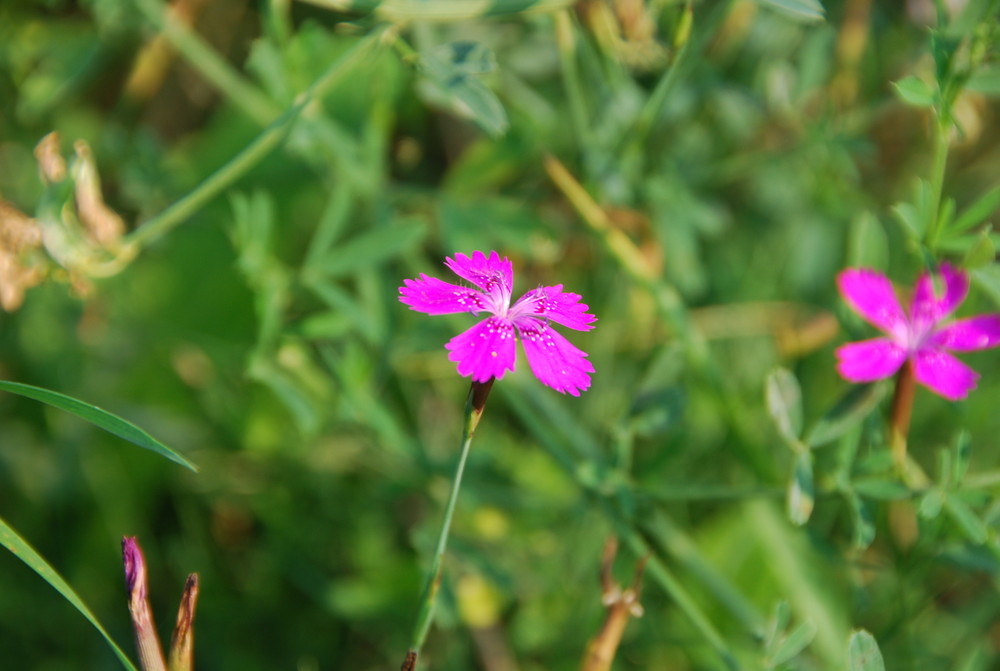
xmin=0 ymin=517 xmax=138 ymax=671
xmin=848 ymin=630 xmax=885 ymax=671
xmin=0 ymin=381 xmax=196 ymax=471
xmin=2 ymin=0 xmax=1000 ymax=669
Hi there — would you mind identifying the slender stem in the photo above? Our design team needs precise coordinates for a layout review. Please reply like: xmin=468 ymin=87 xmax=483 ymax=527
xmin=889 ymin=360 xmax=916 ymax=475
xmin=613 ymin=507 xmax=740 ymax=671
xmin=554 ymin=10 xmax=591 ymax=148
xmin=132 ymin=0 xmax=278 ymax=125
xmin=406 ymin=379 xmax=495 ymax=659
xmin=125 ymin=110 xmax=298 ymax=249
xmin=124 ymin=29 xmax=387 ymax=250
xmin=628 ymin=0 xmax=732 ymax=152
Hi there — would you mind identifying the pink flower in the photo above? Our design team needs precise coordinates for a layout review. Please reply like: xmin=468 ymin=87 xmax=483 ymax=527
xmin=836 ymin=263 xmax=1000 ymax=400
xmin=400 ymin=251 xmax=596 ymax=396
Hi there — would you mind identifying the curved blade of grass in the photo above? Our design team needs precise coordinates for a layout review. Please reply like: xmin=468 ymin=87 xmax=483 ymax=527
xmin=0 ymin=515 xmax=138 ymax=671
xmin=0 ymin=381 xmax=197 ymax=471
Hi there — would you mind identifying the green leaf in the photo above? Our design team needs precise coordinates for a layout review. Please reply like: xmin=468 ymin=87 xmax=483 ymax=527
xmin=846 ymin=492 xmax=876 ymax=550
xmin=765 ymin=368 xmax=803 ymax=446
xmin=312 ymin=218 xmax=427 ymax=277
xmin=0 ymin=381 xmax=197 ymax=471
xmin=967 ymin=65 xmax=1000 ymax=96
xmin=787 ymin=451 xmax=814 ymax=526
xmin=0 ymin=516 xmax=138 ymax=671
xmin=951 ymin=184 xmax=1000 ymax=235
xmin=892 ymin=75 xmax=936 ymax=107
xmin=919 ymin=488 xmax=944 ymax=519
xmin=419 ymin=41 xmax=509 ymax=137
xmin=764 ymin=601 xmax=793 ymax=650
xmin=848 ymin=630 xmax=886 ymax=671
xmin=805 ymin=383 xmax=885 ymax=448
xmin=852 ymin=478 xmax=910 ymax=501
xmin=768 ymin=619 xmax=817 ymax=667
xmin=753 ymin=0 xmax=825 ymax=22
xmin=945 ymin=495 xmax=989 ymax=544
xmin=431 ymin=41 xmax=497 ymax=75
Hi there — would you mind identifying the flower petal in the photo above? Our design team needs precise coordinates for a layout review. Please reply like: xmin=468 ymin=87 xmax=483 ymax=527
xmin=445 ymin=251 xmax=512 ymax=309
xmin=837 ymin=268 xmax=907 ymax=334
xmin=516 ymin=318 xmax=594 ymax=396
xmin=930 ymin=315 xmax=1000 ymax=351
xmin=910 ymin=262 xmax=968 ymax=331
xmin=835 ymin=338 xmax=907 ymax=382
xmin=508 ymin=285 xmax=597 ymax=331
xmin=445 ymin=316 xmax=517 ymax=382
xmin=400 ymin=275 xmax=491 ymax=315
xmin=913 ymin=348 xmax=979 ymax=401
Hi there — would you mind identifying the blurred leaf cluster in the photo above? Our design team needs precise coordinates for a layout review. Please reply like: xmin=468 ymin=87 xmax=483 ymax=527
xmin=3 ymin=0 xmax=1000 ymax=669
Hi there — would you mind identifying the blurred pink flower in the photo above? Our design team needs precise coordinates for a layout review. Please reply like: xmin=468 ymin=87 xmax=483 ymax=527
xmin=836 ymin=263 xmax=1000 ymax=400
xmin=400 ymin=251 xmax=596 ymax=396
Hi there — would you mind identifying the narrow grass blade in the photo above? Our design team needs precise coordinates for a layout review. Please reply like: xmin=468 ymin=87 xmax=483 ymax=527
xmin=0 ymin=515 xmax=138 ymax=671
xmin=0 ymin=381 xmax=196 ymax=471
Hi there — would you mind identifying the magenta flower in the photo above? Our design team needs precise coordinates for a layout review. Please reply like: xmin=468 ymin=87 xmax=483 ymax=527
xmin=400 ymin=251 xmax=596 ymax=396
xmin=836 ymin=263 xmax=1000 ymax=400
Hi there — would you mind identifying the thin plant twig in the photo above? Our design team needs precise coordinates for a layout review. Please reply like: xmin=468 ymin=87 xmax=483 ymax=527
xmin=581 ymin=538 xmax=648 ymax=671
xmin=403 ymin=378 xmax=495 ymax=666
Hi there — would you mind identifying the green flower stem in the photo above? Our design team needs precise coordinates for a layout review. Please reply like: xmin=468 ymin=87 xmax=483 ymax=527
xmin=407 ymin=379 xmax=495 ymax=659
xmin=124 ymin=28 xmax=388 ymax=251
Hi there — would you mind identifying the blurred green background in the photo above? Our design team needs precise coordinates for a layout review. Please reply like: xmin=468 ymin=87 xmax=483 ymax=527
xmin=3 ymin=0 xmax=1000 ymax=669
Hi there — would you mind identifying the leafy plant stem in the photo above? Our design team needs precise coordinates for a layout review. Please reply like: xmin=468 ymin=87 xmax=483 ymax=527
xmin=407 ymin=379 xmax=495 ymax=656
xmin=132 ymin=0 xmax=278 ymax=125
xmin=124 ymin=29 xmax=387 ymax=251
xmin=628 ymin=0 xmax=733 ymax=153
xmin=554 ymin=10 xmax=592 ymax=149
